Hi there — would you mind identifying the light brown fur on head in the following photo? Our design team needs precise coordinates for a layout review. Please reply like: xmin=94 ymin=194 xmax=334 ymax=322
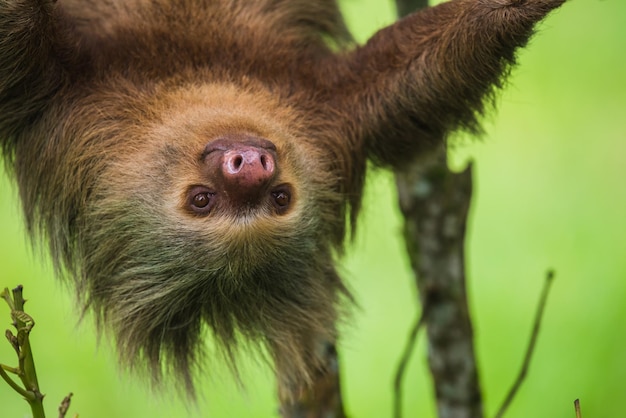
xmin=81 ymin=82 xmax=349 ymax=391
xmin=0 ymin=0 xmax=567 ymax=400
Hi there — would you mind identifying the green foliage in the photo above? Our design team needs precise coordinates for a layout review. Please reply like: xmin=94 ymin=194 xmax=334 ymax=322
xmin=1 ymin=0 xmax=625 ymax=416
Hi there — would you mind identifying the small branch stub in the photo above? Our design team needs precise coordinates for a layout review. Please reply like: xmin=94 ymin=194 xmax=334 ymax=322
xmin=574 ymin=399 xmax=582 ymax=418
xmin=58 ymin=392 xmax=73 ymax=418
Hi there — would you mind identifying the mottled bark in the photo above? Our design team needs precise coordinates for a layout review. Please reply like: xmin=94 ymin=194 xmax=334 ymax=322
xmin=396 ymin=148 xmax=483 ymax=418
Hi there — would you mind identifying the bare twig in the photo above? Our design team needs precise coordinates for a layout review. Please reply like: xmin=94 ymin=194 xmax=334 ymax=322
xmin=393 ymin=308 xmax=427 ymax=418
xmin=574 ymin=399 xmax=582 ymax=418
xmin=494 ymin=271 xmax=556 ymax=418
xmin=0 ymin=362 xmax=32 ymax=399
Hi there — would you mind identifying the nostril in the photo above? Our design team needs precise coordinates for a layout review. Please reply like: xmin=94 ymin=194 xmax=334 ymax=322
xmin=233 ymin=155 xmax=243 ymax=169
xmin=228 ymin=155 xmax=244 ymax=172
xmin=260 ymin=152 xmax=275 ymax=173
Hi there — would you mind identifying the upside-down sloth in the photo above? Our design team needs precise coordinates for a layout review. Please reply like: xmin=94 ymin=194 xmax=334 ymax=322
xmin=0 ymin=0 xmax=566 ymax=402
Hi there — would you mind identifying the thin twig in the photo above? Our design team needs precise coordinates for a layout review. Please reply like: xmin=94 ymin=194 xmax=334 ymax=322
xmin=393 ymin=308 xmax=427 ymax=418
xmin=1 ymin=363 xmax=20 ymax=375
xmin=0 ymin=362 xmax=33 ymax=399
xmin=494 ymin=270 xmax=556 ymax=418
xmin=574 ymin=399 xmax=582 ymax=418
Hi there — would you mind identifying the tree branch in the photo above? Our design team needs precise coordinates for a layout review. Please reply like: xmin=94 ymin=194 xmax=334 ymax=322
xmin=396 ymin=147 xmax=483 ymax=418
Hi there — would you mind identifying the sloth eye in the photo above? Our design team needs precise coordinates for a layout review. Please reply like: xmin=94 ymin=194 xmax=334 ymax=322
xmin=272 ymin=191 xmax=290 ymax=207
xmin=271 ymin=185 xmax=292 ymax=214
xmin=192 ymin=193 xmax=211 ymax=208
xmin=187 ymin=186 xmax=215 ymax=214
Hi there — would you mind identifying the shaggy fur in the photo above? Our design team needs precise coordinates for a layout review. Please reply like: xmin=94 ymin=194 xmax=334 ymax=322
xmin=0 ymin=0 xmax=566 ymax=398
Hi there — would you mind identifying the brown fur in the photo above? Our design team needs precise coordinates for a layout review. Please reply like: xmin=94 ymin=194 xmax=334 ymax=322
xmin=0 ymin=0 xmax=566 ymax=398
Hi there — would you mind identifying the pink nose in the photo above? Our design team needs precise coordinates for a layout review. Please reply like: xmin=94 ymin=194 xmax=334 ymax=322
xmin=223 ymin=147 xmax=274 ymax=176
xmin=221 ymin=146 xmax=276 ymax=202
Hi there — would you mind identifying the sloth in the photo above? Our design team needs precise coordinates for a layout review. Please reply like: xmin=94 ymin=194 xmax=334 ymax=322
xmin=0 ymin=0 xmax=566 ymax=400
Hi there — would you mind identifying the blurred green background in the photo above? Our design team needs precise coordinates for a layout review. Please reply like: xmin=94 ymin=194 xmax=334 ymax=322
xmin=1 ymin=0 xmax=625 ymax=417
